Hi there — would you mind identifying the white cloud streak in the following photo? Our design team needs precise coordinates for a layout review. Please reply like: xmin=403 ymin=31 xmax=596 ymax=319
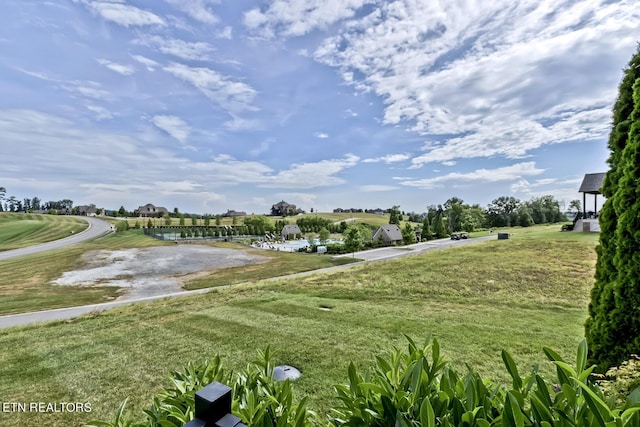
xmin=151 ymin=115 xmax=191 ymax=144
xmin=400 ymin=162 xmax=545 ymax=190
xmin=76 ymin=0 xmax=165 ymax=27
xmin=97 ymin=58 xmax=136 ymax=75
xmin=163 ymin=63 xmax=257 ymax=112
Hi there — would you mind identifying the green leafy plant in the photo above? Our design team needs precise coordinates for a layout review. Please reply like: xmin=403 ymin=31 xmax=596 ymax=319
xmin=87 ymin=349 xmax=317 ymax=427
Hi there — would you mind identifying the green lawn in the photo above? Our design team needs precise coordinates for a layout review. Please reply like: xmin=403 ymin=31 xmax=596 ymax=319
xmin=0 ymin=213 xmax=88 ymax=251
xmin=0 ymin=229 xmax=171 ymax=315
xmin=0 ymin=227 xmax=599 ymax=427
xmin=0 ymin=231 xmax=358 ymax=315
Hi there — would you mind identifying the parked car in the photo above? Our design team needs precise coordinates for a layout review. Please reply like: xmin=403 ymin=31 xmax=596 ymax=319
xmin=450 ymin=232 xmax=469 ymax=240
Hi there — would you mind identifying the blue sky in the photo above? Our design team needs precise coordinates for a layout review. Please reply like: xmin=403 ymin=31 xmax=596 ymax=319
xmin=1 ymin=0 xmax=637 ymax=214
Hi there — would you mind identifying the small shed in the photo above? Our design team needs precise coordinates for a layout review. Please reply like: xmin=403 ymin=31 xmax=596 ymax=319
xmin=281 ymin=224 xmax=301 ymax=240
xmin=578 ymin=173 xmax=606 ymax=218
xmin=372 ymin=224 xmax=403 ymax=244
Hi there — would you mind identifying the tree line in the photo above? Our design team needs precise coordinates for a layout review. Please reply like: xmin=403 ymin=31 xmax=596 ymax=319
xmin=0 ymin=187 xmax=73 ymax=213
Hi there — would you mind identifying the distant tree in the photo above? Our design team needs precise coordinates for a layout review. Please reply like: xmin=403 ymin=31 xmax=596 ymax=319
xmin=31 ymin=197 xmax=41 ymax=211
xmin=173 ymin=207 xmax=179 ymax=218
xmin=310 ymin=207 xmax=314 ymax=213
xmin=164 ymin=215 xmax=172 ymax=226
xmin=344 ymin=225 xmax=364 ymax=255
xmin=215 ymin=215 xmax=222 ymax=226
xmin=95 ymin=208 xmax=102 ymax=215
xmin=118 ymin=206 xmax=126 ymax=216
xmin=402 ymin=223 xmax=416 ymax=245
xmin=318 ymin=227 xmax=330 ymax=243
xmin=517 ymin=206 xmax=535 ymax=227
xmin=180 ymin=230 xmax=186 ymax=238
xmin=203 ymin=214 xmax=211 ymax=227
xmin=232 ymin=215 xmax=238 ymax=225
xmin=569 ymin=199 xmax=582 ymax=213
xmin=191 ymin=214 xmax=197 ymax=226
xmin=485 ymin=196 xmax=520 ymax=227
xmin=432 ymin=205 xmax=447 ymax=238
xmin=147 ymin=219 xmax=153 ymax=228
xmin=0 ymin=186 xmax=5 ymax=211
xmin=389 ymin=205 xmax=401 ymax=225
xmin=134 ymin=221 xmax=141 ymax=229
xmin=179 ymin=214 xmax=185 ymax=226
xmin=444 ymin=197 xmax=465 ymax=233
xmin=421 ymin=216 xmax=433 ymax=240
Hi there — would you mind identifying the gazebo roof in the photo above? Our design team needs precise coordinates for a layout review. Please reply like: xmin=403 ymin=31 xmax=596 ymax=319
xmin=579 ymin=173 xmax=606 ymax=194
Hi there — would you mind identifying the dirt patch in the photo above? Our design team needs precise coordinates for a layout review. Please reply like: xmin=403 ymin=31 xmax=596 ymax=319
xmin=54 ymin=246 xmax=269 ymax=300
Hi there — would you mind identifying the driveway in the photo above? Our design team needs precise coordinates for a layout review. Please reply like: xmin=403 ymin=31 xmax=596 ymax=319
xmin=0 ymin=216 xmax=113 ymax=261
xmin=337 ymin=235 xmax=497 ymax=261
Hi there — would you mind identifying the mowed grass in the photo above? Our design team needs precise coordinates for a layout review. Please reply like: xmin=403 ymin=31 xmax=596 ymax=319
xmin=184 ymin=243 xmax=360 ymax=290
xmin=0 ymin=230 xmax=172 ymax=315
xmin=0 ymin=228 xmax=598 ymax=427
xmin=0 ymin=213 xmax=88 ymax=251
xmin=0 ymin=231 xmax=357 ymax=315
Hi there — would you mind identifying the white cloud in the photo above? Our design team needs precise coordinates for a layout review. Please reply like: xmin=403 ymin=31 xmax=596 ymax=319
xmin=151 ymin=115 xmax=191 ymax=144
xmin=243 ymin=0 xmax=377 ymax=37
xmin=400 ymin=162 xmax=545 ymax=190
xmin=86 ymin=105 xmax=114 ymax=120
xmin=97 ymin=58 xmax=135 ymax=75
xmin=359 ymin=185 xmax=397 ymax=192
xmin=362 ymin=154 xmax=409 ymax=164
xmin=76 ymin=0 xmax=165 ymax=27
xmin=249 ymin=138 xmax=272 ymax=156
xmin=165 ymin=0 xmax=219 ymax=24
xmin=311 ymin=0 xmax=639 ymax=164
xmin=62 ymin=81 xmax=112 ymax=100
xmin=136 ymin=35 xmax=214 ymax=61
xmin=163 ymin=62 xmax=257 ymax=112
xmin=314 ymin=132 xmax=329 ymax=139
xmin=130 ymin=54 xmax=159 ymax=71
xmin=344 ymin=108 xmax=358 ymax=117
xmin=217 ymin=26 xmax=232 ymax=39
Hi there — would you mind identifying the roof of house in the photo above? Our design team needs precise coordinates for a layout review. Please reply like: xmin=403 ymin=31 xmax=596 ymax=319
xmin=374 ymin=224 xmax=403 ymax=241
xmin=281 ymin=224 xmax=301 ymax=235
xmin=579 ymin=173 xmax=606 ymax=194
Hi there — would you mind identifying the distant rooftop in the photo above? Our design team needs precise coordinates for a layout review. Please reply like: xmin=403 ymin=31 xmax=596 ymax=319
xmin=579 ymin=173 xmax=606 ymax=194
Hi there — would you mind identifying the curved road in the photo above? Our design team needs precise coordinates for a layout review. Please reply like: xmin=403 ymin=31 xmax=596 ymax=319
xmin=0 ymin=234 xmax=496 ymax=329
xmin=0 ymin=216 xmax=113 ymax=261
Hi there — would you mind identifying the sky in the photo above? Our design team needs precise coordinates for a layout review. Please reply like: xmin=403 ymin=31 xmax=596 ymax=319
xmin=1 ymin=0 xmax=638 ymax=215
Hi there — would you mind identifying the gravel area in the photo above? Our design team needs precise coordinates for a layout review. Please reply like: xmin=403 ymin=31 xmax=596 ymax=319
xmin=54 ymin=246 xmax=268 ymax=300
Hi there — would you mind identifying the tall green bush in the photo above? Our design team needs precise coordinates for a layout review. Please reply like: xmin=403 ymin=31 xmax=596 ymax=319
xmin=586 ymin=45 xmax=640 ymax=370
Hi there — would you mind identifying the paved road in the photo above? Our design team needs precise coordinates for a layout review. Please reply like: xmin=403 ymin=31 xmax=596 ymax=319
xmin=0 ymin=234 xmax=496 ymax=329
xmin=0 ymin=216 xmax=113 ymax=261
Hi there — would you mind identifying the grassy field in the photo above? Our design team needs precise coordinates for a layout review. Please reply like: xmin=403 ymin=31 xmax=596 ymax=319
xmin=0 ymin=213 xmax=88 ymax=251
xmin=0 ymin=230 xmax=358 ymax=316
xmin=0 ymin=230 xmax=171 ymax=316
xmin=0 ymin=227 xmax=599 ymax=427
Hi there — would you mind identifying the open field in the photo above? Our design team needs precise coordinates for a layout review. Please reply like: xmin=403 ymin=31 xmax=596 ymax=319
xmin=0 ymin=230 xmax=358 ymax=315
xmin=0 ymin=227 xmax=599 ymax=426
xmin=0 ymin=213 xmax=88 ymax=251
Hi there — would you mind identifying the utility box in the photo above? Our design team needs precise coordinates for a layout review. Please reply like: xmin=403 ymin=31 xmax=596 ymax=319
xmin=497 ymin=233 xmax=510 ymax=240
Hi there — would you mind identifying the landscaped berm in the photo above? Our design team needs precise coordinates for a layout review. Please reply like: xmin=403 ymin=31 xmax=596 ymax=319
xmin=0 ymin=225 xmax=606 ymax=426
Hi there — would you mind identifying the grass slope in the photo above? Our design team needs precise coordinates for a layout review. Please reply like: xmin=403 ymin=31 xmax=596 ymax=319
xmin=0 ymin=213 xmax=88 ymax=251
xmin=0 ymin=228 xmax=598 ymax=427
xmin=0 ymin=231 xmax=358 ymax=315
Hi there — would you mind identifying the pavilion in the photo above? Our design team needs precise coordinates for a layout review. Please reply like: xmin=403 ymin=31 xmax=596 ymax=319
xmin=578 ymin=173 xmax=606 ymax=219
